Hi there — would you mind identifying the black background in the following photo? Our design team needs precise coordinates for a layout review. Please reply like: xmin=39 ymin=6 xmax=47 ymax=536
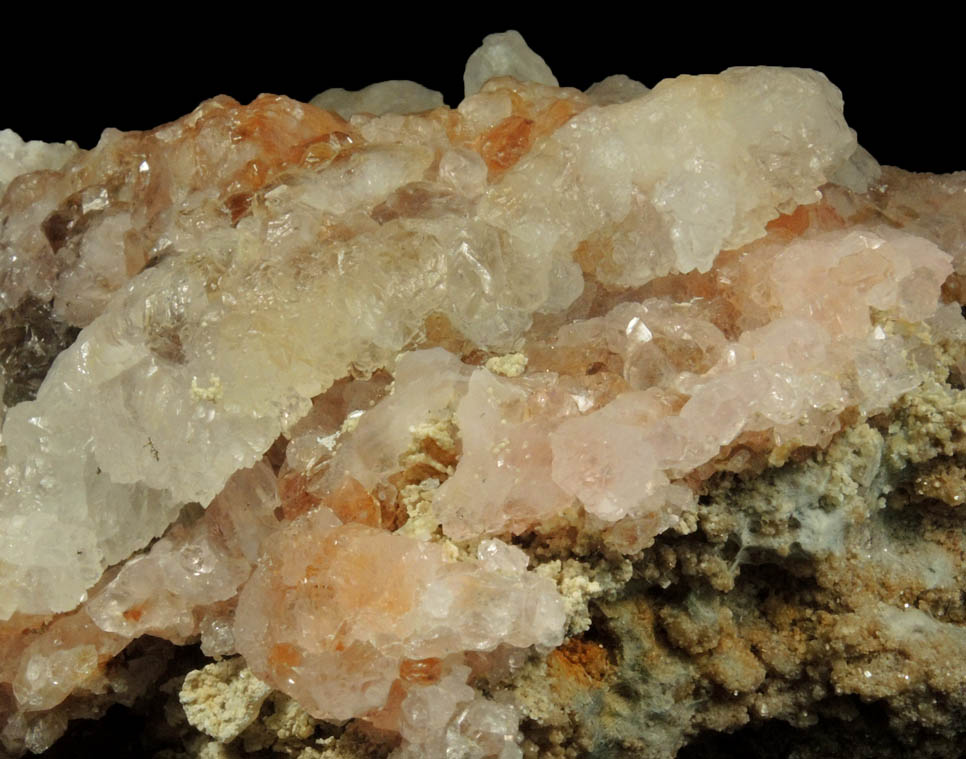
xmin=4 ymin=18 xmax=963 ymax=173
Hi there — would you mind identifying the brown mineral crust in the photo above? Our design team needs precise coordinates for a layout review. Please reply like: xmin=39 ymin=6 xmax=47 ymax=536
xmin=883 ymin=378 xmax=966 ymax=466
xmin=546 ymin=637 xmax=613 ymax=688
xmin=912 ymin=458 xmax=966 ymax=507
xmin=584 ymin=430 xmax=966 ymax=755
xmin=657 ymin=598 xmax=728 ymax=657
xmin=511 ymin=412 xmax=966 ymax=758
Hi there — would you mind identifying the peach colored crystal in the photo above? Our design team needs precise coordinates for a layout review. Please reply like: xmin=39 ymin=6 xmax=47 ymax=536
xmin=234 ymin=512 xmax=564 ymax=721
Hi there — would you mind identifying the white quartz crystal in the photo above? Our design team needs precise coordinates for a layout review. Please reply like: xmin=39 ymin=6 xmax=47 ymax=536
xmin=310 ymin=80 xmax=445 ymax=119
xmin=585 ymin=74 xmax=650 ymax=105
xmin=463 ymin=30 xmax=559 ymax=98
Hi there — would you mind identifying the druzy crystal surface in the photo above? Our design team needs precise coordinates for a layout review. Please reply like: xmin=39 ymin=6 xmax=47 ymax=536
xmin=1 ymin=30 xmax=966 ymax=759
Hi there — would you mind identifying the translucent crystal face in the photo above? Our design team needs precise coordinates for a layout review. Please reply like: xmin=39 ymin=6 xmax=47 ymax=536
xmin=0 ymin=60 xmax=864 ymax=620
xmin=234 ymin=515 xmax=564 ymax=720
xmin=1 ymin=29 xmax=964 ymax=759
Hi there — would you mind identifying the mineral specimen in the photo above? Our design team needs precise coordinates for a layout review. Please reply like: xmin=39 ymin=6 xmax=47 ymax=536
xmin=1 ymin=29 xmax=965 ymax=759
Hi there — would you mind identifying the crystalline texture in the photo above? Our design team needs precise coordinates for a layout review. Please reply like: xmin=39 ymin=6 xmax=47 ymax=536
xmin=0 ymin=59 xmax=862 ymax=619
xmin=0 ymin=130 xmax=77 ymax=196
xmin=0 ymin=29 xmax=961 ymax=759
xmin=310 ymin=81 xmax=445 ymax=119
xmin=234 ymin=511 xmax=564 ymax=722
xmin=463 ymin=30 xmax=559 ymax=97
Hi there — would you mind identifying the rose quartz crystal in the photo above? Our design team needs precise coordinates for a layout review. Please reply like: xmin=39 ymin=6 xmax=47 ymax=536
xmin=0 ymin=30 xmax=963 ymax=759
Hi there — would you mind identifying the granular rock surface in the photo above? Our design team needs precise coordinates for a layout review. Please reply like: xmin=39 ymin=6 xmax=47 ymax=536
xmin=1 ymin=30 xmax=965 ymax=759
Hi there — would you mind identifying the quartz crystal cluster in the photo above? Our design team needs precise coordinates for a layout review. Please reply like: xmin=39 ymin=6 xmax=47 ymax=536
xmin=1 ymin=30 xmax=965 ymax=759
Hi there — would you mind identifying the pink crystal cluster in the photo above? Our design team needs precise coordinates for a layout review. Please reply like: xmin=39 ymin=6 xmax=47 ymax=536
xmin=236 ymin=513 xmax=561 ymax=728
xmin=0 ymin=33 xmax=963 ymax=758
xmin=282 ymin=224 xmax=950 ymax=565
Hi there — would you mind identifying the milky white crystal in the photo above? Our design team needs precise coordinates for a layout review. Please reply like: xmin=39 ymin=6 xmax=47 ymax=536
xmin=1 ymin=28 xmax=961 ymax=759
xmin=463 ymin=30 xmax=559 ymax=97
xmin=86 ymin=461 xmax=279 ymax=641
xmin=310 ymin=80 xmax=445 ymax=119
xmin=0 ymin=55 xmax=866 ymax=619
xmin=0 ymin=129 xmax=78 ymax=196
xmin=0 ymin=459 xmax=279 ymax=740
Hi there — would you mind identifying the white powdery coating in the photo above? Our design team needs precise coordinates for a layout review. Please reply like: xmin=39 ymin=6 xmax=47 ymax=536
xmin=0 ymin=58 xmax=861 ymax=618
xmin=179 ymin=658 xmax=273 ymax=743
